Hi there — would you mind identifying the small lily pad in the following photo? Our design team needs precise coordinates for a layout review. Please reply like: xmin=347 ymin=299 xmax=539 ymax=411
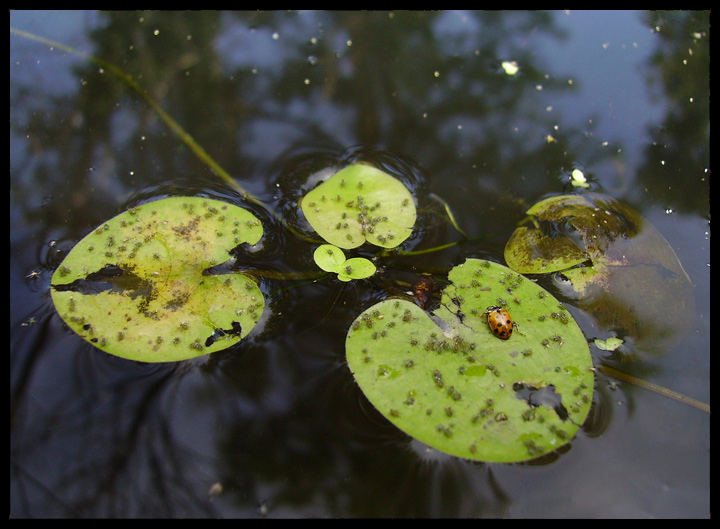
xmin=313 ymin=244 xmax=347 ymax=272
xmin=313 ymin=244 xmax=376 ymax=281
xmin=300 ymin=163 xmax=416 ymax=249
xmin=337 ymin=257 xmax=377 ymax=282
xmin=346 ymin=258 xmax=594 ymax=463
xmin=50 ymin=196 xmax=265 ymax=363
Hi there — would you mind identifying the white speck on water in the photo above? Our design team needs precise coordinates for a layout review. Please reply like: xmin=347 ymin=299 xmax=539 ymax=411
xmin=501 ymin=60 xmax=519 ymax=76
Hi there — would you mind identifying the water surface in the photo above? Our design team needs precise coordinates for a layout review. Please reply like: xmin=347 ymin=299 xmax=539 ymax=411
xmin=10 ymin=10 xmax=709 ymax=517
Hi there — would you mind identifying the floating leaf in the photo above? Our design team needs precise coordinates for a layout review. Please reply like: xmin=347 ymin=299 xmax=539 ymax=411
xmin=570 ymin=168 xmax=590 ymax=188
xmin=313 ymin=244 xmax=347 ymax=272
xmin=594 ymin=337 xmax=624 ymax=351
xmin=312 ymin=244 xmax=376 ymax=281
xmin=346 ymin=258 xmax=593 ymax=463
xmin=300 ymin=163 xmax=416 ymax=249
xmin=337 ymin=257 xmax=377 ymax=282
xmin=50 ymin=196 xmax=264 ymax=363
xmin=504 ymin=193 xmax=694 ymax=348
xmin=501 ymin=60 xmax=519 ymax=76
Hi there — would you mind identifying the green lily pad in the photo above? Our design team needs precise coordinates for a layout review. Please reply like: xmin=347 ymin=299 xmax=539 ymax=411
xmin=300 ymin=163 xmax=416 ymax=249
xmin=504 ymin=193 xmax=694 ymax=348
xmin=346 ymin=258 xmax=594 ymax=463
xmin=338 ymin=257 xmax=377 ymax=282
xmin=313 ymin=244 xmax=376 ymax=281
xmin=50 ymin=196 xmax=265 ymax=363
xmin=313 ymin=244 xmax=347 ymax=272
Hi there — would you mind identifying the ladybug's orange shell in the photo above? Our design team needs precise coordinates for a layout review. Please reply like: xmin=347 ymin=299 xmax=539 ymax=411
xmin=487 ymin=308 xmax=513 ymax=339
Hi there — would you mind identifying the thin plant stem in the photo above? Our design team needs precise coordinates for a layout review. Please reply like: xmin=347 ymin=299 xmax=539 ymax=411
xmin=597 ymin=364 xmax=710 ymax=414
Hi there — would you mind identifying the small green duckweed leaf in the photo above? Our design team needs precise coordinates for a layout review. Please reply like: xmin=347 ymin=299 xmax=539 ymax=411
xmin=346 ymin=258 xmax=594 ymax=463
xmin=594 ymin=337 xmax=624 ymax=351
xmin=313 ymin=244 xmax=376 ymax=281
xmin=341 ymin=257 xmax=377 ymax=280
xmin=501 ymin=60 xmax=520 ymax=76
xmin=50 ymin=196 xmax=265 ymax=363
xmin=313 ymin=244 xmax=347 ymax=272
xmin=570 ymin=168 xmax=590 ymax=188
xmin=300 ymin=163 xmax=416 ymax=249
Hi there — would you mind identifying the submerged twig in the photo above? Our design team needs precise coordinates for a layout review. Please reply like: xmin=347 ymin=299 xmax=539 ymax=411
xmin=597 ymin=364 xmax=710 ymax=414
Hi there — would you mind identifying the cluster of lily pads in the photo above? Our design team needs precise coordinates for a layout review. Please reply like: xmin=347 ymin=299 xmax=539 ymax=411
xmin=50 ymin=160 xmax=692 ymax=463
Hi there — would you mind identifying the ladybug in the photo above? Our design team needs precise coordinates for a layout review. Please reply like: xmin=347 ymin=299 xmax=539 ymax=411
xmin=482 ymin=305 xmax=519 ymax=340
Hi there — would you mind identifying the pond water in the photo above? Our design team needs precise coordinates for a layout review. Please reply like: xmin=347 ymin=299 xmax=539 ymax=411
xmin=10 ymin=10 xmax=709 ymax=518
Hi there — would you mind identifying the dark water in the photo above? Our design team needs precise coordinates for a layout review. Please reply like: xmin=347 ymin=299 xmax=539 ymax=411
xmin=10 ymin=10 xmax=709 ymax=517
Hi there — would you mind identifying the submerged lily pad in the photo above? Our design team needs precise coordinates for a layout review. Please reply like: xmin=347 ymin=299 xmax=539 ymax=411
xmin=594 ymin=337 xmax=624 ymax=351
xmin=346 ymin=258 xmax=594 ymax=463
xmin=300 ymin=163 xmax=416 ymax=249
xmin=50 ymin=196 xmax=265 ymax=362
xmin=504 ymin=193 xmax=694 ymax=348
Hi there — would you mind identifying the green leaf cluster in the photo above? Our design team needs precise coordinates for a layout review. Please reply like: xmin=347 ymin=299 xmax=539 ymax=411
xmin=313 ymin=244 xmax=376 ymax=282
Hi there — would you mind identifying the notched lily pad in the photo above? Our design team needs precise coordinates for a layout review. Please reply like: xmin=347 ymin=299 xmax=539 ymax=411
xmin=300 ymin=163 xmax=416 ymax=249
xmin=346 ymin=258 xmax=594 ymax=463
xmin=504 ymin=193 xmax=694 ymax=348
xmin=51 ymin=196 xmax=265 ymax=362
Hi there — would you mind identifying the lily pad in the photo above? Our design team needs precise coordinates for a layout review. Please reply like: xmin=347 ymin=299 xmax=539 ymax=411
xmin=300 ymin=163 xmax=416 ymax=249
xmin=313 ymin=244 xmax=347 ymax=272
xmin=504 ymin=193 xmax=694 ymax=348
xmin=313 ymin=244 xmax=377 ymax=282
xmin=346 ymin=258 xmax=594 ymax=463
xmin=50 ymin=196 xmax=265 ymax=363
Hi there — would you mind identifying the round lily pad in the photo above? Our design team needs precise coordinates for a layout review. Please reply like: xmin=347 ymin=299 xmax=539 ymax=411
xmin=300 ymin=163 xmax=416 ymax=249
xmin=338 ymin=257 xmax=377 ymax=282
xmin=313 ymin=244 xmax=347 ymax=272
xmin=50 ymin=196 xmax=265 ymax=363
xmin=346 ymin=258 xmax=594 ymax=463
